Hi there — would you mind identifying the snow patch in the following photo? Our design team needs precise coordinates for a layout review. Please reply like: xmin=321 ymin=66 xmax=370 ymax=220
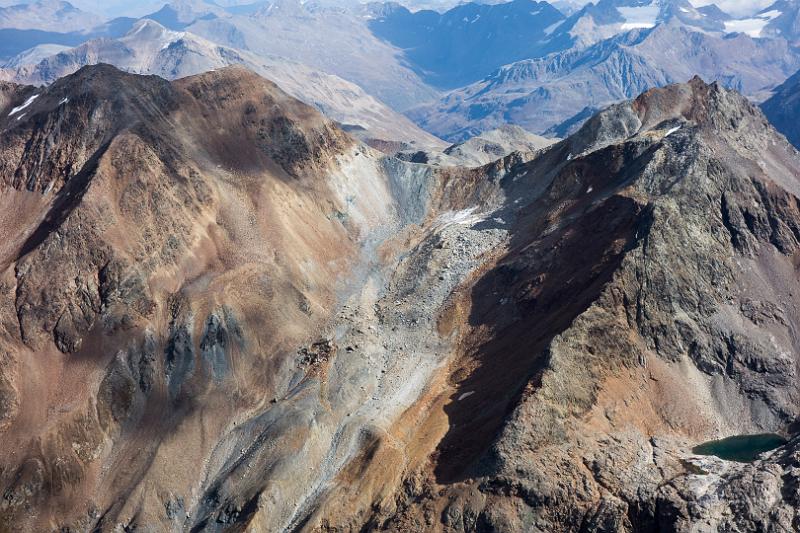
xmin=664 ymin=125 xmax=681 ymax=137
xmin=544 ymin=20 xmax=562 ymax=34
xmin=457 ymin=391 xmax=475 ymax=401
xmin=59 ymin=97 xmax=68 ymax=105
xmin=9 ymin=94 xmax=38 ymax=116
xmin=724 ymin=10 xmax=781 ymax=37
xmin=621 ymin=21 xmax=655 ymax=29
xmin=437 ymin=207 xmax=487 ymax=227
xmin=618 ymin=5 xmax=658 ymax=30
xmin=724 ymin=17 xmax=768 ymax=36
xmin=759 ymin=9 xmax=783 ymax=19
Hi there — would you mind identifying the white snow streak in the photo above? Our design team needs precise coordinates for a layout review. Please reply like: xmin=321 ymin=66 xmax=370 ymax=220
xmin=437 ymin=207 xmax=487 ymax=227
xmin=9 ymin=94 xmax=38 ymax=116
xmin=618 ymin=5 xmax=659 ymax=30
xmin=723 ymin=9 xmax=781 ymax=37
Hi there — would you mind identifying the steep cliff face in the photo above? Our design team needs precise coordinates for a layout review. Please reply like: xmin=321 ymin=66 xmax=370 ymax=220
xmin=2 ymin=66 xmax=800 ymax=532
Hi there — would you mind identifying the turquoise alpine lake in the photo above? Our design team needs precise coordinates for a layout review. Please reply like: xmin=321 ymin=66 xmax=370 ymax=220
xmin=692 ymin=434 xmax=787 ymax=462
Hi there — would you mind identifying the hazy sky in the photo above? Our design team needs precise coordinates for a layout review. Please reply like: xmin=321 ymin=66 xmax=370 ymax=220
xmin=691 ymin=0 xmax=775 ymax=16
xmin=0 ymin=0 xmax=776 ymax=20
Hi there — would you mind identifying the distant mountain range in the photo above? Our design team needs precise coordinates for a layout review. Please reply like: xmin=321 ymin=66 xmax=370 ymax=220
xmin=0 ymin=0 xmax=102 ymax=31
xmin=2 ymin=0 xmax=800 ymax=145
xmin=0 ymin=18 xmax=445 ymax=150
xmin=410 ymin=18 xmax=800 ymax=140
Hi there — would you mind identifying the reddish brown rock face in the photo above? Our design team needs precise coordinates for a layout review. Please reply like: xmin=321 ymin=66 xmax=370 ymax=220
xmin=2 ymin=65 xmax=800 ymax=532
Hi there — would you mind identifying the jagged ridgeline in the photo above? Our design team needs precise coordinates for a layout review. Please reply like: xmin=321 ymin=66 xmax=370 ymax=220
xmin=1 ymin=65 xmax=800 ymax=532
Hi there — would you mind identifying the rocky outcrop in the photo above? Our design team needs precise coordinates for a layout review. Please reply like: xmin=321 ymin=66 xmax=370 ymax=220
xmin=398 ymin=125 xmax=557 ymax=168
xmin=356 ymin=77 xmax=800 ymax=532
xmin=0 ymin=63 xmax=436 ymax=531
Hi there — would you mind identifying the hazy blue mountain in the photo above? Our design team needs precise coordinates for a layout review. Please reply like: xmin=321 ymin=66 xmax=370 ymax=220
xmin=0 ymin=0 xmax=140 ymax=60
xmin=140 ymin=0 xmax=225 ymax=30
xmin=762 ymin=67 xmax=800 ymax=148
xmin=410 ymin=21 xmax=800 ymax=140
xmin=366 ymin=0 xmax=566 ymax=89
xmin=178 ymin=0 xmax=440 ymax=110
xmin=697 ymin=3 xmax=733 ymax=20
xmin=0 ymin=0 xmax=105 ymax=29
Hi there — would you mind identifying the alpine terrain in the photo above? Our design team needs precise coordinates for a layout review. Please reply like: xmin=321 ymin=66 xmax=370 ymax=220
xmin=1 ymin=60 xmax=800 ymax=532
xmin=3 ymin=0 xmax=800 ymax=531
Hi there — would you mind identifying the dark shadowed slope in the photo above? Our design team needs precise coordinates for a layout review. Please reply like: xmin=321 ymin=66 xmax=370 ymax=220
xmin=366 ymin=0 xmax=566 ymax=89
xmin=762 ymin=67 xmax=800 ymax=149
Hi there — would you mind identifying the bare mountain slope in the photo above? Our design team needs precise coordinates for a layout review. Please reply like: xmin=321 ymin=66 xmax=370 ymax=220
xmin=0 ymin=63 xmax=460 ymax=531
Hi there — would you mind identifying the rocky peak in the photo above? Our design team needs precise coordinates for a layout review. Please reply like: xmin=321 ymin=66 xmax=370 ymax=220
xmin=1 ymin=64 xmax=177 ymax=193
xmin=125 ymin=18 xmax=180 ymax=40
xmin=172 ymin=65 xmax=353 ymax=177
xmin=568 ymin=76 xmax=773 ymax=155
xmin=0 ymin=64 xmax=353 ymax=195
